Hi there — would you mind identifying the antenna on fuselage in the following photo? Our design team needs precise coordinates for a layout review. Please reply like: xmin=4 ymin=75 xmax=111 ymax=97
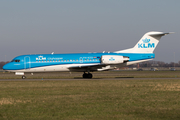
xmin=51 ymin=52 xmax=54 ymax=55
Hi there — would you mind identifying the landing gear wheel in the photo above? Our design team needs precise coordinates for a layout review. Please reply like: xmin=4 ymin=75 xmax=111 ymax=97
xmin=22 ymin=76 xmax=26 ymax=79
xmin=83 ymin=73 xmax=93 ymax=79
xmin=83 ymin=73 xmax=87 ymax=78
xmin=87 ymin=73 xmax=92 ymax=78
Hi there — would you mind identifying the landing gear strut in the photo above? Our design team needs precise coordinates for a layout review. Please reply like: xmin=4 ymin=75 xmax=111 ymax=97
xmin=22 ymin=75 xmax=26 ymax=79
xmin=83 ymin=72 xmax=93 ymax=79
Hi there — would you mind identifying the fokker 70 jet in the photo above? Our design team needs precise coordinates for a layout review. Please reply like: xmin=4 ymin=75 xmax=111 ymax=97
xmin=3 ymin=31 xmax=172 ymax=79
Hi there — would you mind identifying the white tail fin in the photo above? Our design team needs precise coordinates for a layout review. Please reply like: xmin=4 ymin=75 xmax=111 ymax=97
xmin=115 ymin=31 xmax=173 ymax=53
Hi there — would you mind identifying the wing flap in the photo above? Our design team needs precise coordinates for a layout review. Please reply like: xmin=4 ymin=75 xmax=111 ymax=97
xmin=67 ymin=64 xmax=107 ymax=72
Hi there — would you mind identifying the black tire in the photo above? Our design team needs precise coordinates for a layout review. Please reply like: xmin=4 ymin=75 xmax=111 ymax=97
xmin=87 ymin=74 xmax=92 ymax=78
xmin=83 ymin=73 xmax=87 ymax=78
xmin=83 ymin=73 xmax=93 ymax=79
xmin=22 ymin=76 xmax=26 ymax=79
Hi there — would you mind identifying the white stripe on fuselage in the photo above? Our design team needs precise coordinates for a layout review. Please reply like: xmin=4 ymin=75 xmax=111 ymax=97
xmin=9 ymin=63 xmax=100 ymax=72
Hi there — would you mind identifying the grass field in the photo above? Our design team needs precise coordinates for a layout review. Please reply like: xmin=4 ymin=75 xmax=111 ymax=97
xmin=0 ymin=71 xmax=180 ymax=120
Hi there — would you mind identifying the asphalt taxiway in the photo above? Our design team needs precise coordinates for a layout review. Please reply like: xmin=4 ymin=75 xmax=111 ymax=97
xmin=0 ymin=77 xmax=180 ymax=81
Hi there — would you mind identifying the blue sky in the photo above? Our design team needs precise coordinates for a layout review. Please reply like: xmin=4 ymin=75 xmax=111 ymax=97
xmin=0 ymin=0 xmax=179 ymax=63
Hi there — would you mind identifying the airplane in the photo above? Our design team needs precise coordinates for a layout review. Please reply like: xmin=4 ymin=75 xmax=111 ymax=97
xmin=3 ymin=31 xmax=173 ymax=79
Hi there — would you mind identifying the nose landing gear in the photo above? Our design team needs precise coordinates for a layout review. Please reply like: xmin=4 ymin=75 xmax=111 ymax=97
xmin=22 ymin=75 xmax=26 ymax=79
xmin=83 ymin=72 xmax=93 ymax=79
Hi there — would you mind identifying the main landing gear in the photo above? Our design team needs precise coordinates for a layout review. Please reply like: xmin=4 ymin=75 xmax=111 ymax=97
xmin=83 ymin=72 xmax=93 ymax=79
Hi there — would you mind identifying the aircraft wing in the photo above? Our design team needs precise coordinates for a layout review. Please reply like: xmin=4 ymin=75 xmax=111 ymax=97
xmin=67 ymin=64 xmax=108 ymax=72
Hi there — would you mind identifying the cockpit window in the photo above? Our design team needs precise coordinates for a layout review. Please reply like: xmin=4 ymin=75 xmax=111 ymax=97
xmin=15 ymin=60 xmax=20 ymax=62
xmin=11 ymin=59 xmax=20 ymax=62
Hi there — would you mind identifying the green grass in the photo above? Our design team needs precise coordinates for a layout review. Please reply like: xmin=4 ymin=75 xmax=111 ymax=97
xmin=0 ymin=79 xmax=180 ymax=120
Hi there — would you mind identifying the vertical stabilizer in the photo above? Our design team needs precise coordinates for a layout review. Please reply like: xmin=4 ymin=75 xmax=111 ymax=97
xmin=115 ymin=31 xmax=173 ymax=53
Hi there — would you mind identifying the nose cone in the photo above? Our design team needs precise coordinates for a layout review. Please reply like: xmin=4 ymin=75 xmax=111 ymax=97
xmin=3 ymin=63 xmax=11 ymax=70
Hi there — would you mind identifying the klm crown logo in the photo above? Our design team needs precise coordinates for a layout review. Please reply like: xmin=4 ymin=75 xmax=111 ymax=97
xmin=109 ymin=57 xmax=115 ymax=61
xmin=138 ymin=38 xmax=155 ymax=48
xmin=142 ymin=38 xmax=150 ymax=43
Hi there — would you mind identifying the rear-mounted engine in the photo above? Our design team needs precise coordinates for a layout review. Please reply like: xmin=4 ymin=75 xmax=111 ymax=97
xmin=101 ymin=55 xmax=129 ymax=64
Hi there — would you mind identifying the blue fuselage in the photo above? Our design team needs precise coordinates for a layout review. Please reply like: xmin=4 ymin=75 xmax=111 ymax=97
xmin=3 ymin=52 xmax=154 ymax=71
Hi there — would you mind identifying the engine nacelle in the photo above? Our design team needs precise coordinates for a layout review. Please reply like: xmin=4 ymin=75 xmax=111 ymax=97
xmin=101 ymin=55 xmax=129 ymax=64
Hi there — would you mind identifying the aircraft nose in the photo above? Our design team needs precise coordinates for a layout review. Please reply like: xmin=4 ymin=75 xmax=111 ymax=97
xmin=3 ymin=63 xmax=10 ymax=70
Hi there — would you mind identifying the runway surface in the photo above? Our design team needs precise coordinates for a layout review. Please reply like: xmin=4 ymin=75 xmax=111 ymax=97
xmin=0 ymin=77 xmax=180 ymax=81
